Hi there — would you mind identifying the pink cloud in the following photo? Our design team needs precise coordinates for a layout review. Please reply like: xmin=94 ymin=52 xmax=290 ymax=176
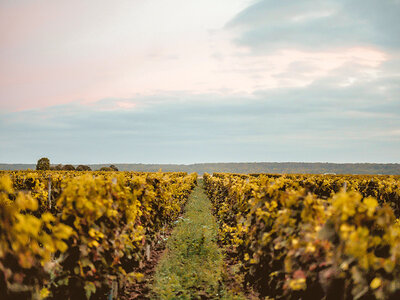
xmin=0 ymin=1 xmax=391 ymax=112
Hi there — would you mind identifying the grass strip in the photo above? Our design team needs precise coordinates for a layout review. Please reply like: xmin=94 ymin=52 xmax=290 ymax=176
xmin=151 ymin=180 xmax=244 ymax=299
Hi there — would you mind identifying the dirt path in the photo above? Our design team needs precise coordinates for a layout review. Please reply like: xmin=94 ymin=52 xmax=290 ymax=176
xmin=150 ymin=180 xmax=245 ymax=299
xmin=120 ymin=228 xmax=172 ymax=299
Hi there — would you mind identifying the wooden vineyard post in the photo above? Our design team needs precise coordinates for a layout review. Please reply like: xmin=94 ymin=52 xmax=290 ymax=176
xmin=112 ymin=281 xmax=118 ymax=299
xmin=108 ymin=281 xmax=118 ymax=300
xmin=146 ymin=244 xmax=151 ymax=261
xmin=48 ymin=175 xmax=52 ymax=209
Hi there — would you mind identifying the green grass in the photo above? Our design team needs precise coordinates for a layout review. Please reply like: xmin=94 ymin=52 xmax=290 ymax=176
xmin=151 ymin=180 xmax=244 ymax=300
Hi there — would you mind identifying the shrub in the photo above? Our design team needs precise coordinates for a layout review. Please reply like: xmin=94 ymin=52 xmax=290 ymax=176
xmin=76 ymin=165 xmax=91 ymax=171
xmin=62 ymin=165 xmax=75 ymax=171
xmin=110 ymin=165 xmax=119 ymax=171
xmin=36 ymin=158 xmax=50 ymax=171
xmin=99 ymin=167 xmax=112 ymax=171
xmin=51 ymin=164 xmax=63 ymax=171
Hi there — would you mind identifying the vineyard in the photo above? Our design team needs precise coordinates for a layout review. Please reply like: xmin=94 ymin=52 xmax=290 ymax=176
xmin=0 ymin=171 xmax=196 ymax=299
xmin=1 ymin=170 xmax=400 ymax=299
xmin=204 ymin=173 xmax=400 ymax=300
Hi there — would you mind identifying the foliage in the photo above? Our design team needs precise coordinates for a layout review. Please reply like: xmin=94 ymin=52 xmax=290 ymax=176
xmin=98 ymin=166 xmax=119 ymax=171
xmin=0 ymin=171 xmax=197 ymax=299
xmin=0 ymin=176 xmax=73 ymax=299
xmin=76 ymin=165 xmax=91 ymax=171
xmin=36 ymin=158 xmax=50 ymax=171
xmin=62 ymin=165 xmax=75 ymax=171
xmin=204 ymin=173 xmax=400 ymax=299
xmin=99 ymin=167 xmax=112 ymax=171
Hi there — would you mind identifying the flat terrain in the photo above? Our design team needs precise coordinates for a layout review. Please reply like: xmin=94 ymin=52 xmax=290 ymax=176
xmin=2 ymin=162 xmax=400 ymax=175
xmin=151 ymin=180 xmax=244 ymax=299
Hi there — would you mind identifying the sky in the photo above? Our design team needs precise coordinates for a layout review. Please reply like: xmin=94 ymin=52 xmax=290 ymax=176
xmin=0 ymin=0 xmax=399 ymax=164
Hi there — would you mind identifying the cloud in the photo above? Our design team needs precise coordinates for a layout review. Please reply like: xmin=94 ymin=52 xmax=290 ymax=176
xmin=227 ymin=0 xmax=400 ymax=52
xmin=0 ymin=0 xmax=396 ymax=114
xmin=0 ymin=0 xmax=398 ymax=164
xmin=0 ymin=0 xmax=250 ymax=111
xmin=1 ymin=64 xmax=399 ymax=164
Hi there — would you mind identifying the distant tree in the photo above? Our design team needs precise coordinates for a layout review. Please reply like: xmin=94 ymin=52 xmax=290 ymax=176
xmin=99 ymin=167 xmax=112 ymax=171
xmin=53 ymin=164 xmax=63 ymax=170
xmin=36 ymin=157 xmax=50 ymax=170
xmin=76 ymin=165 xmax=91 ymax=171
xmin=62 ymin=164 xmax=75 ymax=171
xmin=109 ymin=165 xmax=118 ymax=171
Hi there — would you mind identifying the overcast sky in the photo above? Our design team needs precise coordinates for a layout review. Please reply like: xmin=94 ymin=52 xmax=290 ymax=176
xmin=1 ymin=0 xmax=399 ymax=164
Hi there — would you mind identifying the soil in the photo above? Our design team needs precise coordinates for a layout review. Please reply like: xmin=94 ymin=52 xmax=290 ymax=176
xmin=119 ymin=230 xmax=171 ymax=300
xmin=221 ymin=246 xmax=260 ymax=300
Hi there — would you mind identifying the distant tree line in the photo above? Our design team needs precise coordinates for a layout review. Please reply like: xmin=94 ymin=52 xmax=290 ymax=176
xmin=87 ymin=162 xmax=400 ymax=175
xmin=6 ymin=159 xmax=395 ymax=175
xmin=99 ymin=165 xmax=119 ymax=171
xmin=35 ymin=157 xmax=118 ymax=171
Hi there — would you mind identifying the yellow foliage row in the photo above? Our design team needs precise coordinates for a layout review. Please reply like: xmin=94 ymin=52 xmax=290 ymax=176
xmin=1 ymin=170 xmax=191 ymax=214
xmin=213 ymin=172 xmax=400 ymax=206
xmin=204 ymin=173 xmax=400 ymax=300
xmin=0 ymin=171 xmax=197 ymax=299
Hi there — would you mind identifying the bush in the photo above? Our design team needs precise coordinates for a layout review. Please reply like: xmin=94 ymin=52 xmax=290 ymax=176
xmin=36 ymin=157 xmax=50 ymax=171
xmin=51 ymin=164 xmax=63 ymax=171
xmin=99 ymin=167 xmax=112 ymax=171
xmin=76 ymin=165 xmax=91 ymax=171
xmin=110 ymin=165 xmax=119 ymax=171
xmin=99 ymin=166 xmax=118 ymax=171
xmin=62 ymin=165 xmax=75 ymax=171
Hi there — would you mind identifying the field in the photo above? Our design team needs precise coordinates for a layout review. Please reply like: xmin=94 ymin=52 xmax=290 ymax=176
xmin=1 ymin=171 xmax=400 ymax=299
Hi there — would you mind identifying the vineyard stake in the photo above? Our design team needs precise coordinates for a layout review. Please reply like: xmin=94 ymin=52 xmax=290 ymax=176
xmin=146 ymin=244 xmax=151 ymax=261
xmin=48 ymin=175 xmax=52 ymax=209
